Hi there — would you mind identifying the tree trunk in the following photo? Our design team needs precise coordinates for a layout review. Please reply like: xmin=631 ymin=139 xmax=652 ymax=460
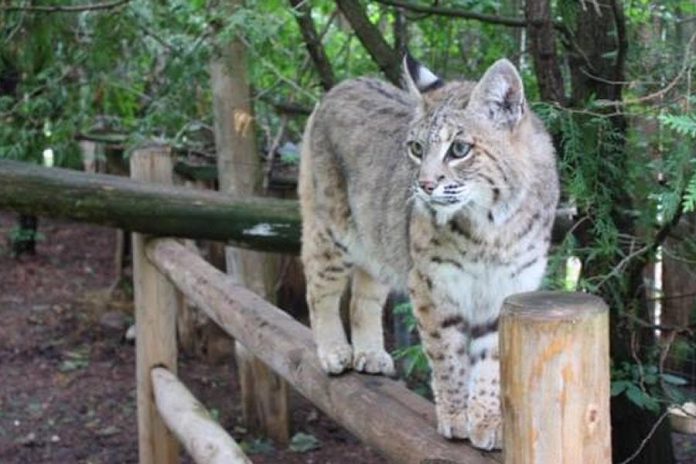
xmin=210 ymin=1 xmax=290 ymax=444
xmin=661 ymin=215 xmax=696 ymax=373
xmin=524 ymin=0 xmax=565 ymax=103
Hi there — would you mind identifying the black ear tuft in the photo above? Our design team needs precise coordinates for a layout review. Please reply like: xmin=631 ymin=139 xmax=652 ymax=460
xmin=403 ymin=53 xmax=444 ymax=95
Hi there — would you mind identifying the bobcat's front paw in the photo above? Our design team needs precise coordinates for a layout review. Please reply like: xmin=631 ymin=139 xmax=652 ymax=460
xmin=436 ymin=405 xmax=468 ymax=440
xmin=317 ymin=343 xmax=353 ymax=375
xmin=353 ymin=349 xmax=395 ymax=376
xmin=467 ymin=400 xmax=502 ymax=450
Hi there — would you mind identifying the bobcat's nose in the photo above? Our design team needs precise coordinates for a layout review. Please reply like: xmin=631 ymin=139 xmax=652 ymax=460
xmin=419 ymin=180 xmax=436 ymax=195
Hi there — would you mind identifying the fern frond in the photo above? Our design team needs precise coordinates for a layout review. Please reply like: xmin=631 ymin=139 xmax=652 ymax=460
xmin=683 ymin=174 xmax=696 ymax=213
xmin=660 ymin=113 xmax=696 ymax=138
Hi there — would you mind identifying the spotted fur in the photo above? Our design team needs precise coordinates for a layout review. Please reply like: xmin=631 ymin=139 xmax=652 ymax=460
xmin=298 ymin=57 xmax=559 ymax=450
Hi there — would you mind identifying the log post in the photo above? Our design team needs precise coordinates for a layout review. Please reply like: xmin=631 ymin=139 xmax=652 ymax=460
xmin=151 ymin=367 xmax=252 ymax=464
xmin=131 ymin=145 xmax=180 ymax=464
xmin=210 ymin=2 xmax=290 ymax=445
xmin=500 ymin=291 xmax=611 ymax=464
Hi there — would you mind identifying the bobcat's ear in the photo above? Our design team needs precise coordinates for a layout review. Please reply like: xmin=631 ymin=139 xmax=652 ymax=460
xmin=402 ymin=53 xmax=444 ymax=98
xmin=469 ymin=59 xmax=526 ymax=130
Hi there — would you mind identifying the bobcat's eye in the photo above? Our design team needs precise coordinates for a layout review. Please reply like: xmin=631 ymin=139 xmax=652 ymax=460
xmin=448 ymin=141 xmax=472 ymax=160
xmin=408 ymin=141 xmax=424 ymax=159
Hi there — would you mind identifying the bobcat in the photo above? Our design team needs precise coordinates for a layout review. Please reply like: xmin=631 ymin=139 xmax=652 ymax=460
xmin=298 ymin=55 xmax=559 ymax=450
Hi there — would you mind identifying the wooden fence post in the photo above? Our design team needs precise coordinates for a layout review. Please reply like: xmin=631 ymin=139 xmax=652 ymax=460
xmin=500 ymin=291 xmax=611 ymax=464
xmin=131 ymin=144 xmax=180 ymax=464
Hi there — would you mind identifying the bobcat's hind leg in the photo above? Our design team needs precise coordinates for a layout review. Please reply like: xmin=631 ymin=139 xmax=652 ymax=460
xmin=349 ymin=268 xmax=394 ymax=375
xmin=303 ymin=227 xmax=353 ymax=375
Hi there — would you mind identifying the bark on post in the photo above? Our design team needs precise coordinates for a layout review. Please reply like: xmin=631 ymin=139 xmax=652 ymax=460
xmin=210 ymin=2 xmax=290 ymax=445
xmin=131 ymin=145 xmax=180 ymax=464
xmin=500 ymin=291 xmax=611 ymax=464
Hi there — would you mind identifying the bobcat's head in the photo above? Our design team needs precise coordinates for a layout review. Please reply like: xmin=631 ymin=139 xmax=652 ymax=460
xmin=403 ymin=55 xmax=533 ymax=225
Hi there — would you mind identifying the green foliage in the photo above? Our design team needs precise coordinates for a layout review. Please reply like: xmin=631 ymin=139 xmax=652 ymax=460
xmin=683 ymin=174 xmax=696 ymax=213
xmin=8 ymin=226 xmax=44 ymax=245
xmin=391 ymin=302 xmax=431 ymax=397
xmin=239 ymin=437 xmax=274 ymax=455
xmin=660 ymin=113 xmax=696 ymax=138
xmin=611 ymin=362 xmax=688 ymax=413
xmin=289 ymin=432 xmax=321 ymax=453
xmin=660 ymin=113 xmax=696 ymax=212
xmin=1 ymin=0 xmax=215 ymax=163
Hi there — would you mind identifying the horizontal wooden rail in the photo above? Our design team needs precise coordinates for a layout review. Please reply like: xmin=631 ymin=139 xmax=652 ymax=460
xmin=146 ymin=238 xmax=500 ymax=464
xmin=0 ymin=159 xmax=300 ymax=253
xmin=151 ymin=367 xmax=252 ymax=464
xmin=0 ymin=160 xmax=573 ymax=252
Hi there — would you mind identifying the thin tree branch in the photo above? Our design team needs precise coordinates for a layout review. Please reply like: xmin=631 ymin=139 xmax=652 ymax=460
xmin=336 ymin=0 xmax=402 ymax=86
xmin=616 ymin=410 xmax=670 ymax=464
xmin=595 ymin=32 xmax=696 ymax=107
xmin=621 ymin=313 xmax=695 ymax=336
xmin=524 ymin=0 xmax=566 ymax=104
xmin=1 ymin=0 xmax=130 ymax=13
xmin=373 ymin=0 xmax=563 ymax=29
xmin=289 ymin=0 xmax=336 ymax=90
xmin=259 ymin=95 xmax=312 ymax=116
xmin=610 ymin=0 xmax=628 ymax=100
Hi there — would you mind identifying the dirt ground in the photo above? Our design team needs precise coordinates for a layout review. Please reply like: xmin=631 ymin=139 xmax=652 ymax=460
xmin=0 ymin=213 xmax=386 ymax=464
xmin=1 ymin=212 xmax=695 ymax=464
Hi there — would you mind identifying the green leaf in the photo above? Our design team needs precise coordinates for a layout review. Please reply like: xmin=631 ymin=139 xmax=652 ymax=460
xmin=625 ymin=384 xmax=647 ymax=408
xmin=289 ymin=432 xmax=321 ymax=453
xmin=611 ymin=380 xmax=631 ymax=396
xmin=240 ymin=438 xmax=274 ymax=455
xmin=661 ymin=373 xmax=688 ymax=386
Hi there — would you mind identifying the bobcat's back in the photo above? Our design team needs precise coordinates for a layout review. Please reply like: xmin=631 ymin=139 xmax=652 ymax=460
xmin=299 ymin=77 xmax=423 ymax=287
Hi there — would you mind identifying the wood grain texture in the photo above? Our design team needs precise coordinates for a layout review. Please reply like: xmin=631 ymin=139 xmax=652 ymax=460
xmin=146 ymin=238 xmax=501 ymax=464
xmin=151 ymin=367 xmax=252 ymax=464
xmin=500 ymin=291 xmax=611 ymax=464
xmin=131 ymin=146 xmax=180 ymax=464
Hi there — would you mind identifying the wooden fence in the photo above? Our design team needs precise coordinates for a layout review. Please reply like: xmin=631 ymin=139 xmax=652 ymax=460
xmin=0 ymin=153 xmax=612 ymax=463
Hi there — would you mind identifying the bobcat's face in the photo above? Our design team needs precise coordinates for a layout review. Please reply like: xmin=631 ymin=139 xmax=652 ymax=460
xmin=406 ymin=110 xmax=493 ymax=212
xmin=403 ymin=57 xmax=528 ymax=223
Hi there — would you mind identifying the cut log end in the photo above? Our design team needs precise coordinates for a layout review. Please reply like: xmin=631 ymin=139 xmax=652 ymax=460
xmin=500 ymin=291 xmax=611 ymax=464
xmin=502 ymin=291 xmax=608 ymax=321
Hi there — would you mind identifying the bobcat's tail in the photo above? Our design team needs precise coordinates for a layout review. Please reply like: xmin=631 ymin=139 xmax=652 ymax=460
xmin=298 ymin=105 xmax=319 ymax=244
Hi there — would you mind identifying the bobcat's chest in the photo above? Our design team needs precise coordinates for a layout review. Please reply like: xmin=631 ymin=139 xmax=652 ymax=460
xmin=410 ymin=209 xmax=547 ymax=320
